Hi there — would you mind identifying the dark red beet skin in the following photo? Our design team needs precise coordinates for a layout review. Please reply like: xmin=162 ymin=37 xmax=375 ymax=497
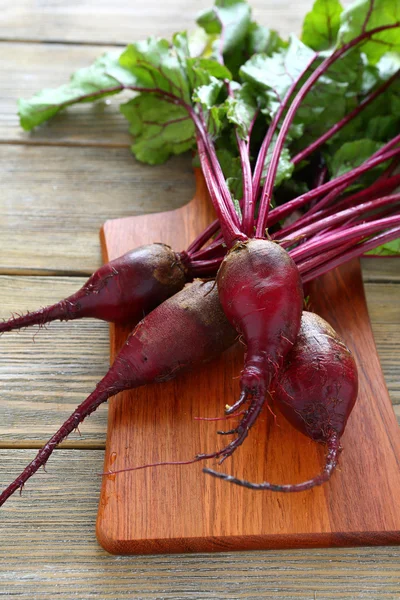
xmin=0 ymin=279 xmax=236 ymax=507
xmin=0 ymin=243 xmax=187 ymax=332
xmin=215 ymin=238 xmax=303 ymax=460
xmin=274 ymin=311 xmax=358 ymax=443
xmin=204 ymin=311 xmax=359 ymax=492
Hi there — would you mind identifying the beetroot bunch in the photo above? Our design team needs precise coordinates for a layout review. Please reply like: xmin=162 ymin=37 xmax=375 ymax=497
xmin=1 ymin=0 xmax=399 ymax=506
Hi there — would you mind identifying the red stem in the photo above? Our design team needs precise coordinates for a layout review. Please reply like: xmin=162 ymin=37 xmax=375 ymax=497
xmin=290 ymin=213 xmax=400 ymax=262
xmin=238 ymin=135 xmax=254 ymax=236
xmin=196 ymin=135 xmax=245 ymax=247
xmin=292 ymin=69 xmax=400 ymax=165
xmin=281 ymin=193 xmax=400 ymax=247
xmin=191 ymin=110 xmax=242 ymax=231
xmin=251 ymin=56 xmax=318 ymax=196
xmin=186 ymin=220 xmax=220 ymax=255
xmin=256 ymin=22 xmax=400 ymax=237
xmin=267 ymin=143 xmax=400 ymax=227
xmin=226 ymin=81 xmax=254 ymax=237
xmin=275 ymin=173 xmax=400 ymax=241
xmin=301 ymin=226 xmax=400 ymax=282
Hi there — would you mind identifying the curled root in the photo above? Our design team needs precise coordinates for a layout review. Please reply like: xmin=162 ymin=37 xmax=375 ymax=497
xmin=101 ymin=392 xmax=268 ymax=476
xmin=193 ymin=387 xmax=267 ymax=465
xmin=194 ymin=410 xmax=246 ymax=422
xmin=203 ymin=432 xmax=341 ymax=492
xmin=225 ymin=390 xmax=248 ymax=415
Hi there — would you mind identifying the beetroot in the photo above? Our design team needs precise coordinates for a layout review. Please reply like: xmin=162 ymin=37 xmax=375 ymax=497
xmin=0 ymin=244 xmax=187 ymax=333
xmin=214 ymin=239 xmax=303 ymax=460
xmin=0 ymin=279 xmax=236 ymax=506
xmin=204 ymin=311 xmax=358 ymax=492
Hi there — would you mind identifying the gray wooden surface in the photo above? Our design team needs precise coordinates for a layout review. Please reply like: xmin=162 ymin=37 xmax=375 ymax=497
xmin=1 ymin=0 xmax=399 ymax=598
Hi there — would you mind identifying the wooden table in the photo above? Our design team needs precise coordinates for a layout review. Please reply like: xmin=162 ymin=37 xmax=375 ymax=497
xmin=0 ymin=1 xmax=399 ymax=597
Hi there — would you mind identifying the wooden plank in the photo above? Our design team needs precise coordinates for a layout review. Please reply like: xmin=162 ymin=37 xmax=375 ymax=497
xmin=0 ymin=42 xmax=132 ymax=146
xmin=361 ymin=258 xmax=400 ymax=283
xmin=0 ymin=274 xmax=398 ymax=446
xmin=0 ymin=321 xmax=110 ymax=445
xmin=0 ymin=145 xmax=194 ymax=274
xmin=1 ymin=449 xmax=400 ymax=598
xmin=1 ymin=144 xmax=399 ymax=277
xmin=0 ymin=0 xmax=321 ymax=45
xmin=97 ymin=184 xmax=400 ymax=554
xmin=0 ymin=275 xmax=107 ymax=445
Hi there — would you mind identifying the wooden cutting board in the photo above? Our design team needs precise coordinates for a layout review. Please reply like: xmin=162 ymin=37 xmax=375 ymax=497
xmin=96 ymin=170 xmax=400 ymax=554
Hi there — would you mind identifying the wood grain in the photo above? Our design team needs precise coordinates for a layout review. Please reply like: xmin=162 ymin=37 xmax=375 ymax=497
xmin=0 ymin=0 xmax=326 ymax=45
xmin=0 ymin=0 xmax=397 ymax=593
xmin=97 ymin=173 xmax=400 ymax=554
xmin=0 ymin=274 xmax=397 ymax=448
xmin=0 ymin=145 xmax=194 ymax=274
xmin=1 ymin=450 xmax=400 ymax=599
xmin=0 ymin=140 xmax=398 ymax=278
xmin=0 ymin=42 xmax=132 ymax=145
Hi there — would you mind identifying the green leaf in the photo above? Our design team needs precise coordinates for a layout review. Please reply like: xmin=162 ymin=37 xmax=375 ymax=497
xmin=229 ymin=191 xmax=243 ymax=218
xmin=302 ymin=0 xmax=343 ymax=51
xmin=120 ymin=96 xmax=195 ymax=164
xmin=225 ymin=83 xmax=257 ymax=139
xmin=240 ymin=35 xmax=316 ymax=115
xmin=186 ymin=57 xmax=232 ymax=90
xmin=192 ymin=77 xmax=225 ymax=107
xmin=326 ymin=139 xmax=383 ymax=177
xmin=321 ymin=61 xmax=400 ymax=151
xmin=192 ymin=77 xmax=227 ymax=135
xmin=18 ymin=51 xmax=134 ymax=131
xmin=119 ymin=37 xmax=191 ymax=102
xmin=262 ymin=135 xmax=295 ymax=188
xmin=190 ymin=58 xmax=232 ymax=81
xmin=366 ymin=238 xmax=400 ymax=256
xmin=338 ymin=0 xmax=400 ymax=64
xmin=247 ymin=22 xmax=287 ymax=55
xmin=224 ymin=21 xmax=286 ymax=79
xmin=215 ymin=145 xmax=243 ymax=201
xmin=290 ymin=48 xmax=364 ymax=149
xmin=186 ymin=27 xmax=219 ymax=58
xmin=197 ymin=0 xmax=251 ymax=53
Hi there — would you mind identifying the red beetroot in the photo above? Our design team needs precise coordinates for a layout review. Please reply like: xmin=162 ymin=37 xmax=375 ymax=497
xmin=0 ymin=279 xmax=236 ymax=506
xmin=0 ymin=244 xmax=187 ymax=333
xmin=204 ymin=311 xmax=358 ymax=491
xmin=215 ymin=238 xmax=303 ymax=460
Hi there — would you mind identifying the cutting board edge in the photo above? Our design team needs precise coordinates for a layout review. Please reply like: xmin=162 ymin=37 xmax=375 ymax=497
xmin=96 ymin=524 xmax=400 ymax=555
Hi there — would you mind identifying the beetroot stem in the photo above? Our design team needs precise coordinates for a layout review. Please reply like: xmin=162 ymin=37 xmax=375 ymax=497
xmin=197 ymin=135 xmax=246 ymax=247
xmin=292 ymin=69 xmax=400 ymax=165
xmin=256 ymin=21 xmax=400 ymax=237
xmin=291 ymin=213 xmax=400 ymax=262
xmin=191 ymin=110 xmax=242 ymax=231
xmin=252 ymin=54 xmax=318 ymax=208
xmin=300 ymin=225 xmax=400 ymax=282
xmin=281 ymin=193 xmax=400 ymax=246
xmin=267 ymin=142 xmax=400 ymax=227
xmin=186 ymin=220 xmax=220 ymax=255
xmin=274 ymin=173 xmax=400 ymax=241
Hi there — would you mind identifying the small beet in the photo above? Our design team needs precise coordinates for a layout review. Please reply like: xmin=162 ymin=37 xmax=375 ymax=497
xmin=0 ymin=279 xmax=236 ymax=506
xmin=204 ymin=311 xmax=358 ymax=492
xmin=0 ymin=244 xmax=187 ymax=333
xmin=214 ymin=238 xmax=303 ymax=461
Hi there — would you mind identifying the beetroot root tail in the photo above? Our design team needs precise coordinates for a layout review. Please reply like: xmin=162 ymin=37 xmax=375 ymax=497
xmin=203 ymin=432 xmax=341 ymax=492
xmin=0 ymin=302 xmax=71 ymax=334
xmin=196 ymin=388 xmax=267 ymax=464
xmin=104 ymin=394 xmax=268 ymax=477
xmin=0 ymin=371 xmax=123 ymax=507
